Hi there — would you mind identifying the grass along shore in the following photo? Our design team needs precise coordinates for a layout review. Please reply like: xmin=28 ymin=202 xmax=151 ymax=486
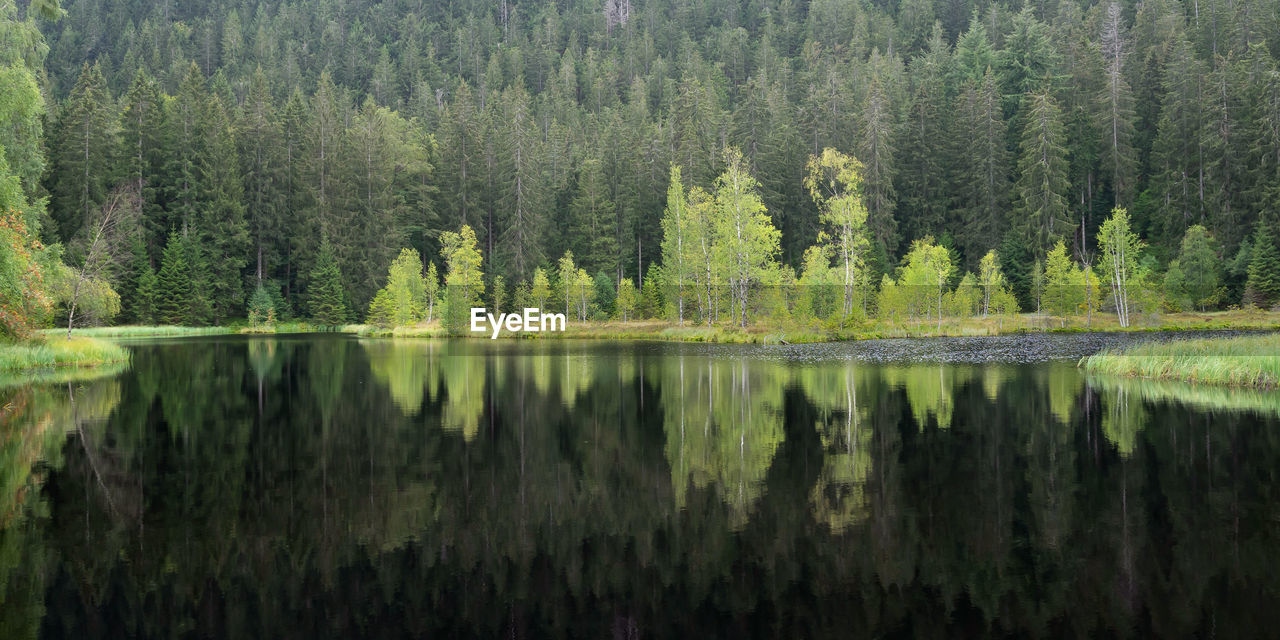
xmin=1081 ymin=333 xmax=1280 ymax=388
xmin=23 ymin=309 xmax=1280 ymax=349
xmin=0 ymin=335 xmax=130 ymax=372
xmin=351 ymin=309 xmax=1280 ymax=344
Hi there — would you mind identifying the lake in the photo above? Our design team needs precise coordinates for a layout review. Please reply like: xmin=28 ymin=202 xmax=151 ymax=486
xmin=3 ymin=333 xmax=1279 ymax=637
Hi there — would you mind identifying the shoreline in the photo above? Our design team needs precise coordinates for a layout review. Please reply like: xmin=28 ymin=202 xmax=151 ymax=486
xmin=42 ymin=310 xmax=1280 ymax=345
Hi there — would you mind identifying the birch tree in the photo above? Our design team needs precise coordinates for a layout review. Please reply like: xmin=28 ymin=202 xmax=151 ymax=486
xmin=712 ymin=147 xmax=781 ymax=328
xmin=804 ymin=148 xmax=869 ymax=318
xmin=659 ymin=165 xmax=691 ymax=324
xmin=62 ymin=185 xmax=140 ymax=336
xmin=977 ymin=250 xmax=1006 ymax=316
xmin=1098 ymin=207 xmax=1144 ymax=327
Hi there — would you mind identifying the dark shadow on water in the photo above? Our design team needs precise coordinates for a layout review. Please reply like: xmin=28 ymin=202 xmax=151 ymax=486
xmin=0 ymin=335 xmax=1278 ymax=638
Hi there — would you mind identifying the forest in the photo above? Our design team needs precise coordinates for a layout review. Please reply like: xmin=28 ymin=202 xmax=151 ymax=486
xmin=4 ymin=0 xmax=1280 ymax=336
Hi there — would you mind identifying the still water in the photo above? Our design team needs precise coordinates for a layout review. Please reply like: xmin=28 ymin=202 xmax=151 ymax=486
xmin=2 ymin=333 xmax=1279 ymax=637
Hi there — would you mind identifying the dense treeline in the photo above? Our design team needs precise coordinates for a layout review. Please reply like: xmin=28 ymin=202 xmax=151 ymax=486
xmin=7 ymin=0 xmax=1280 ymax=332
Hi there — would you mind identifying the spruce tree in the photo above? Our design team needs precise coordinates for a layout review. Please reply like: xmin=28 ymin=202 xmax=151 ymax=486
xmin=1246 ymin=220 xmax=1280 ymax=308
xmin=47 ymin=62 xmax=118 ymax=242
xmin=1014 ymin=90 xmax=1071 ymax=254
xmin=120 ymin=70 xmax=166 ymax=249
xmin=195 ymin=90 xmax=249 ymax=323
xmin=156 ymin=234 xmax=193 ymax=325
xmin=134 ymin=263 xmax=158 ymax=325
xmin=953 ymin=70 xmax=1010 ymax=265
xmin=858 ymin=71 xmax=898 ymax=257
xmin=247 ymin=283 xmax=275 ymax=325
xmin=184 ymin=234 xmax=214 ymax=325
xmin=307 ymin=239 xmax=347 ymax=325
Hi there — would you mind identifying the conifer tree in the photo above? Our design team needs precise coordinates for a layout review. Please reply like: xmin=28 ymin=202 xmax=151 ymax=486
xmin=156 ymin=233 xmax=193 ymax=325
xmin=307 ymin=239 xmax=347 ymax=325
xmin=119 ymin=70 xmax=166 ymax=248
xmin=899 ymin=26 xmax=951 ymax=244
xmin=47 ymin=62 xmax=117 ymax=241
xmin=247 ymin=283 xmax=274 ymax=325
xmin=570 ymin=151 xmax=618 ymax=275
xmin=858 ymin=72 xmax=898 ymax=256
xmin=1098 ymin=2 xmax=1137 ymax=204
xmin=953 ymin=70 xmax=1010 ymax=265
xmin=195 ymin=91 xmax=249 ymax=323
xmin=133 ymin=262 xmax=158 ymax=324
xmin=1014 ymin=90 xmax=1071 ymax=254
xmin=1164 ymin=225 xmax=1221 ymax=310
xmin=592 ymin=271 xmax=615 ymax=318
xmin=1246 ymin=219 xmax=1280 ymax=307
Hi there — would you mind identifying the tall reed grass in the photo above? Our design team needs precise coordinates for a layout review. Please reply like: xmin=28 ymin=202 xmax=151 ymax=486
xmin=1081 ymin=333 xmax=1280 ymax=388
xmin=46 ymin=326 xmax=233 ymax=338
xmin=0 ymin=336 xmax=130 ymax=372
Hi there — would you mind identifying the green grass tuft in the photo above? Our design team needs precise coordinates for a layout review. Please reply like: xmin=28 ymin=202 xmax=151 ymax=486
xmin=1081 ymin=333 xmax=1280 ymax=388
xmin=46 ymin=325 xmax=234 ymax=338
xmin=0 ymin=336 xmax=131 ymax=372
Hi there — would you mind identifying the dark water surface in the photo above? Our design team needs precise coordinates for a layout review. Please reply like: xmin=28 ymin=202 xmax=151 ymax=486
xmin=3 ymin=333 xmax=1279 ymax=638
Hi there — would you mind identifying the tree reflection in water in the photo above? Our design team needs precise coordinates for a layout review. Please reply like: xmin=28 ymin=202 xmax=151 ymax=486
xmin=1 ymin=335 xmax=1279 ymax=638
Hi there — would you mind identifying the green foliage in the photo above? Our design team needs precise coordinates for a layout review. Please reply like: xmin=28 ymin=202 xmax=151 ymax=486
xmin=804 ymin=148 xmax=869 ymax=318
xmin=1083 ymin=333 xmax=1280 ymax=388
xmin=1246 ymin=219 xmax=1280 ymax=308
xmin=530 ymin=267 xmax=550 ymax=310
xmin=640 ymin=264 xmax=665 ymax=320
xmin=660 ymin=165 xmax=693 ymax=323
xmin=978 ymin=250 xmax=1018 ymax=316
xmin=423 ymin=262 xmax=440 ymax=323
xmin=1164 ymin=225 xmax=1221 ymax=311
xmin=615 ymin=278 xmax=637 ymax=321
xmin=491 ymin=275 xmax=507 ymax=317
xmin=0 ymin=207 xmax=51 ymax=338
xmin=712 ymin=147 xmax=781 ymax=327
xmin=366 ymin=288 xmax=395 ymax=329
xmin=18 ymin=0 xmax=1280 ymax=330
xmin=1043 ymin=241 xmax=1084 ymax=322
xmin=1098 ymin=207 xmax=1145 ymax=327
xmin=1013 ymin=90 xmax=1070 ymax=254
xmin=46 ymin=62 xmax=116 ymax=242
xmin=43 ymin=257 xmax=121 ymax=328
xmin=440 ymin=225 xmax=484 ymax=333
xmin=592 ymin=271 xmax=615 ymax=319
xmin=944 ymin=272 xmax=980 ymax=318
xmin=557 ymin=251 xmax=578 ymax=317
xmin=155 ymin=233 xmax=194 ymax=325
xmin=247 ymin=283 xmax=275 ymax=326
xmin=307 ymin=239 xmax=347 ymax=325
xmin=132 ymin=262 xmax=157 ymax=324
xmin=797 ymin=244 xmax=840 ymax=320
xmin=890 ymin=237 xmax=953 ymax=326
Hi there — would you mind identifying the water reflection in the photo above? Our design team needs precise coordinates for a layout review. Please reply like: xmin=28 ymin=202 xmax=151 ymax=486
xmin=1 ymin=336 xmax=1279 ymax=637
